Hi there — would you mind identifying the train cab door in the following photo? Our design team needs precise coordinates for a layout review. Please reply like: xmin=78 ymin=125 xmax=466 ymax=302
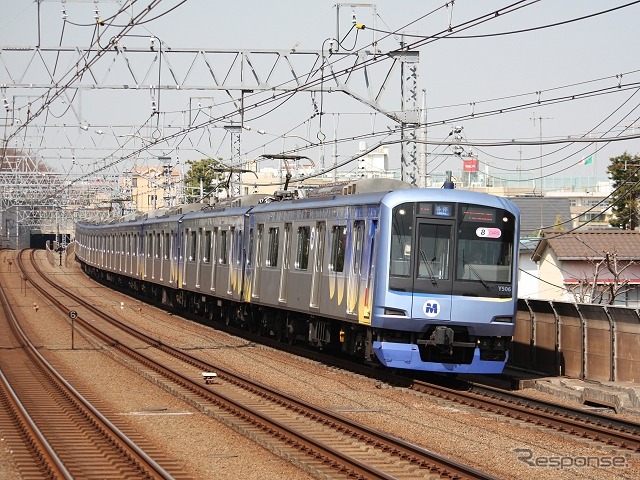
xmin=411 ymin=219 xmax=454 ymax=322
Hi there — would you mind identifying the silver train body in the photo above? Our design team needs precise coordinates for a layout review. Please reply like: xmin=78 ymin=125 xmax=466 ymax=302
xmin=74 ymin=181 xmax=520 ymax=374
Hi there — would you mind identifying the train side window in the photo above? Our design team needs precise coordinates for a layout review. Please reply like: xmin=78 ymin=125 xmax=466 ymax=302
xmin=203 ymin=230 xmax=212 ymax=263
xmin=189 ymin=230 xmax=197 ymax=261
xmin=329 ymin=225 xmax=346 ymax=273
xmin=295 ymin=226 xmax=310 ymax=270
xmin=147 ymin=233 xmax=153 ymax=257
xmin=220 ymin=230 xmax=228 ymax=265
xmin=266 ymin=227 xmax=279 ymax=267
xmin=156 ymin=233 xmax=161 ymax=258
xmin=164 ymin=233 xmax=170 ymax=259
xmin=390 ymin=203 xmax=414 ymax=277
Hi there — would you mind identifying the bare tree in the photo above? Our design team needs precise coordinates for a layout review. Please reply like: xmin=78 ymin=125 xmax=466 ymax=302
xmin=568 ymin=251 xmax=634 ymax=304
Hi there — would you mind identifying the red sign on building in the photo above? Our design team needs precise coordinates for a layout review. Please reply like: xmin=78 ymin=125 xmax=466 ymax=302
xmin=463 ymin=159 xmax=479 ymax=172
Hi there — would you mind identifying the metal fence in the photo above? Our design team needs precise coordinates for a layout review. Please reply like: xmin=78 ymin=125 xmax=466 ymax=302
xmin=511 ymin=299 xmax=640 ymax=382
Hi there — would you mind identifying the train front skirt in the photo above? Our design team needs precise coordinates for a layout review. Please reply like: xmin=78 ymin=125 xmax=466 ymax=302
xmin=372 ymin=341 xmax=508 ymax=374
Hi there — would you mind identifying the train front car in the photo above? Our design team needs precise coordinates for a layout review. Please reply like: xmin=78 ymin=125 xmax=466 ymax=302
xmin=372 ymin=189 xmax=520 ymax=374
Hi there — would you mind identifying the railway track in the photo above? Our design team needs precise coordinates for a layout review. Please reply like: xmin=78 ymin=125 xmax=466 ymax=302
xmin=76 ymin=244 xmax=640 ymax=466
xmin=277 ymin=336 xmax=640 ymax=455
xmin=20 ymin=249 xmax=496 ymax=479
xmin=0 ymin=253 xmax=186 ymax=480
xmin=410 ymin=379 xmax=640 ymax=454
xmin=206 ymin=306 xmax=640 ymax=457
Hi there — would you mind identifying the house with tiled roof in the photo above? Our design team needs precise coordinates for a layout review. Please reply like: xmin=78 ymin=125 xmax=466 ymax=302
xmin=530 ymin=229 xmax=640 ymax=306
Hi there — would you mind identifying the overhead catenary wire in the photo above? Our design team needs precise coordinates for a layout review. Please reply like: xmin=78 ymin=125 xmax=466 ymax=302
xmin=3 ymin=0 xmax=168 ymax=146
xmin=17 ymin=3 xmax=633 ymax=155
xmin=8 ymin=0 xmax=640 ymax=205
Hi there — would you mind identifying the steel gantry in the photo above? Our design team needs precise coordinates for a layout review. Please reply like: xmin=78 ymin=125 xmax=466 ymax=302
xmin=1 ymin=14 xmax=421 ymax=243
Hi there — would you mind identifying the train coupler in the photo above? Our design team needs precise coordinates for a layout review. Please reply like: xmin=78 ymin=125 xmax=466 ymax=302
xmin=418 ymin=326 xmax=476 ymax=355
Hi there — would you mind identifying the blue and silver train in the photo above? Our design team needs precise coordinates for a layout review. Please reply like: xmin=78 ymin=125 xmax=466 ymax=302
xmin=74 ymin=179 xmax=520 ymax=374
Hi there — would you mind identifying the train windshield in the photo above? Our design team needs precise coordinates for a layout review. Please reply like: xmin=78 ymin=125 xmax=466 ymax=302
xmin=389 ymin=202 xmax=516 ymax=296
xmin=455 ymin=204 xmax=514 ymax=285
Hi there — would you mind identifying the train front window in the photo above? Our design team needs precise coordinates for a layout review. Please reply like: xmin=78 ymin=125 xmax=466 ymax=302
xmin=390 ymin=203 xmax=414 ymax=277
xmin=417 ymin=223 xmax=451 ymax=280
xmin=456 ymin=204 xmax=515 ymax=284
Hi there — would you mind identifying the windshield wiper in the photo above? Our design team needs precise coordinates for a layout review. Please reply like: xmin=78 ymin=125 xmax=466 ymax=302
xmin=463 ymin=258 xmax=491 ymax=291
xmin=420 ymin=250 xmax=438 ymax=285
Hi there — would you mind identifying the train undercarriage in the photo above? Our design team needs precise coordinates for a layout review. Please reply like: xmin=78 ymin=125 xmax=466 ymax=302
xmin=81 ymin=262 xmax=510 ymax=373
xmin=80 ymin=262 xmax=379 ymax=365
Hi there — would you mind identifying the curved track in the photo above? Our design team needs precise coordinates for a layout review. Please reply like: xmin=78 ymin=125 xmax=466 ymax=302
xmin=22 ymin=249 xmax=496 ymax=480
xmin=0 ymin=251 xmax=184 ymax=479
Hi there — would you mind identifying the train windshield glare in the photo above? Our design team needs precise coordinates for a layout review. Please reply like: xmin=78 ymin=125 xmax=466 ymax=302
xmin=390 ymin=202 xmax=515 ymax=288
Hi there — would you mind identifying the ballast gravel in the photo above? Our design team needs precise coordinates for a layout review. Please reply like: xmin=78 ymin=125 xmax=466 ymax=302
xmin=0 ymin=250 xmax=638 ymax=480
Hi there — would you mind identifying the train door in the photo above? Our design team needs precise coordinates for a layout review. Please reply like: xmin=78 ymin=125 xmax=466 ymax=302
xmin=169 ymin=230 xmax=175 ymax=285
xmin=182 ymin=227 xmax=191 ymax=287
xmin=124 ymin=234 xmax=129 ymax=274
xmin=155 ymin=232 xmax=161 ymax=279
xmin=243 ymin=227 xmax=254 ymax=302
xmin=151 ymin=232 xmax=156 ymax=279
xmin=210 ymin=227 xmax=218 ymax=292
xmin=145 ymin=232 xmax=151 ymax=279
xmin=130 ymin=234 xmax=134 ymax=275
xmin=175 ymin=227 xmax=183 ymax=288
xmin=231 ymin=226 xmax=243 ymax=297
xmin=107 ymin=235 xmax=110 ymax=270
xmin=251 ymin=224 xmax=263 ymax=299
xmin=278 ymin=223 xmax=291 ymax=303
xmin=411 ymin=219 xmax=454 ymax=321
xmin=99 ymin=235 xmax=104 ymax=268
xmin=118 ymin=234 xmax=122 ymax=272
xmin=122 ymin=233 xmax=127 ymax=273
xmin=309 ymin=221 xmax=325 ymax=308
xmin=226 ymin=227 xmax=233 ymax=295
xmin=160 ymin=231 xmax=167 ymax=282
xmin=135 ymin=234 xmax=141 ymax=277
xmin=360 ymin=219 xmax=377 ymax=324
xmin=195 ymin=228 xmax=202 ymax=289
xmin=346 ymin=220 xmax=364 ymax=315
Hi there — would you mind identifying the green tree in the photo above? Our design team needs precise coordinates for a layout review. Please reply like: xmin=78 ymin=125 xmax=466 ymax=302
xmin=607 ymin=151 xmax=640 ymax=230
xmin=183 ymin=158 xmax=224 ymax=203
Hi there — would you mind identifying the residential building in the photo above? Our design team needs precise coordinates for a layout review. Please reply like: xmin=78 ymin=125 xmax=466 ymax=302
xmin=124 ymin=165 xmax=184 ymax=213
xmin=531 ymin=229 xmax=640 ymax=307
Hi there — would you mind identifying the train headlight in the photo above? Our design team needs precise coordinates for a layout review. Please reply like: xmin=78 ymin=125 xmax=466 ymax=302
xmin=384 ymin=307 xmax=407 ymax=316
xmin=492 ymin=316 xmax=513 ymax=323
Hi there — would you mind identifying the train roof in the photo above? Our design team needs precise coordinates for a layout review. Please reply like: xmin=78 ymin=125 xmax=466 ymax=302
xmin=380 ymin=187 xmax=520 ymax=213
xmin=76 ymin=179 xmax=519 ymax=230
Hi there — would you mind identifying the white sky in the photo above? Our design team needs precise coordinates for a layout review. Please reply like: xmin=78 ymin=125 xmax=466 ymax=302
xmin=1 ymin=0 xmax=639 ymax=188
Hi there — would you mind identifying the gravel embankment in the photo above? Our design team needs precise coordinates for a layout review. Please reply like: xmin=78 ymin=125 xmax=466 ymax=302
xmin=1 ymin=250 xmax=638 ymax=479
